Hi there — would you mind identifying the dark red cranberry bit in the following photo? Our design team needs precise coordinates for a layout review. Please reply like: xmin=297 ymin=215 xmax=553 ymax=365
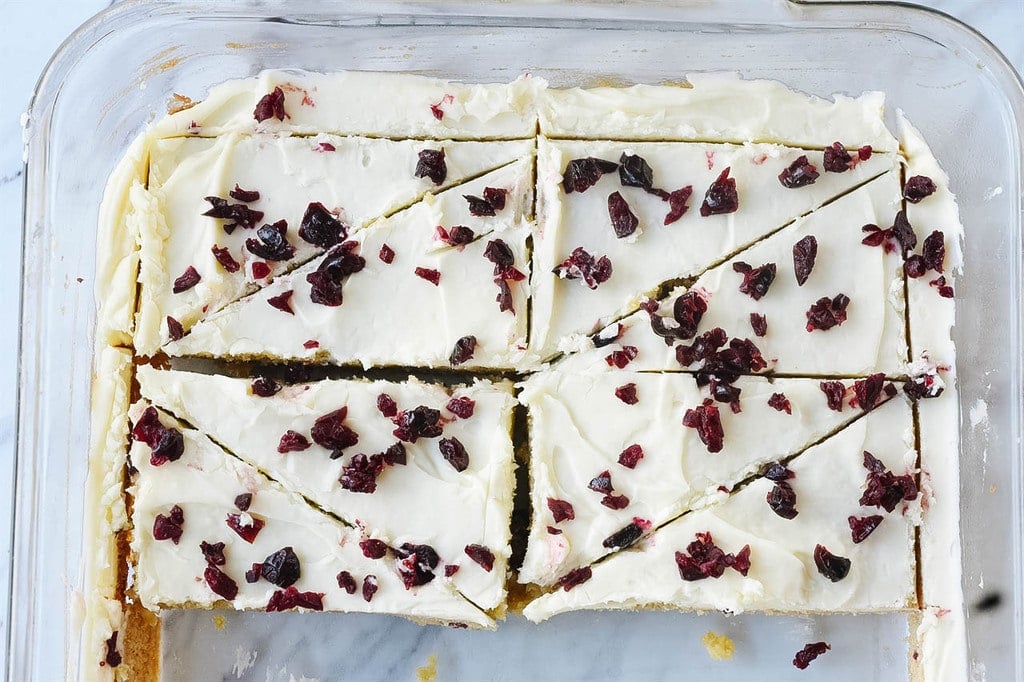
xmin=615 ymin=383 xmax=639 ymax=405
xmin=307 ymin=242 xmax=366 ymax=307
xmin=234 ymin=493 xmax=253 ymax=511
xmin=445 ymin=396 xmax=475 ymax=419
xmin=890 ymin=210 xmax=917 ymax=255
xmin=601 ymin=494 xmax=630 ymax=510
xmin=861 ymin=223 xmax=891 ymax=248
xmin=618 ymin=444 xmax=644 ymax=469
xmin=547 ymin=526 xmax=563 ymax=535
xmin=360 ymin=538 xmax=389 ymax=559
xmin=618 ymin=152 xmax=655 ymax=190
xmin=339 ymin=454 xmax=386 ymax=493
xmin=245 ymin=563 xmax=262 ymax=583
xmin=849 ymin=515 xmax=884 ymax=543
xmin=922 ymin=230 xmax=946 ymax=273
xmin=823 ymin=141 xmax=852 ymax=172
xmin=383 ymin=442 xmax=407 ymax=466
xmin=439 ymin=437 xmax=470 ymax=472
xmin=602 ymin=522 xmax=643 ymax=550
xmin=905 ymin=255 xmax=928 ymax=278
xmin=414 ymin=267 xmax=441 ymax=285
xmin=444 ymin=564 xmax=460 ymax=577
xmin=415 ymin=149 xmax=447 ymax=184
xmin=483 ymin=238 xmax=517 ymax=276
xmin=763 ymin=462 xmax=794 ymax=482
xmin=276 ymin=430 xmax=310 ymax=454
xmin=930 ymin=276 xmax=955 ymax=298
xmin=860 ymin=451 xmax=919 ymax=512
xmin=554 ymin=247 xmax=613 ymax=289
xmin=709 ymin=378 xmax=742 ymax=411
xmin=767 ymin=392 xmax=792 ymax=414
xmin=394 ymin=543 xmax=440 ymax=588
xmin=558 ymin=566 xmax=593 ymax=591
xmin=392 ymin=405 xmax=443 ymax=443
xmin=251 ymin=261 xmax=271 ymax=279
xmin=605 ymin=345 xmax=639 ymax=369
xmin=202 ymin=196 xmax=264 ymax=233
xmin=732 ymin=261 xmax=777 ymax=300
xmin=150 ymin=427 xmax=185 ymax=467
xmin=858 ymin=145 xmax=873 ymax=160
xmin=251 ymin=376 xmax=281 ymax=397
xmin=483 ymin=187 xmax=507 ymax=211
xmin=749 ymin=313 xmax=768 ymax=337
xmin=204 ymin=566 xmax=239 ymax=601
xmin=377 ymin=393 xmax=398 ymax=418
xmin=166 ymin=316 xmax=185 ymax=341
xmin=562 ymin=157 xmax=618 ymax=194
xmin=226 ymin=513 xmax=265 ymax=543
xmin=813 ymin=544 xmax=851 ymax=582
xmin=362 ymin=575 xmax=379 ymax=602
xmin=767 ymin=481 xmax=798 ymax=519
xmin=675 ymin=326 xmax=728 ymax=368
xmin=253 ymin=86 xmax=287 ymax=122
xmin=261 ymin=547 xmax=301 ymax=587
xmin=229 ymin=184 xmax=260 ymax=203
xmin=311 ymin=407 xmax=359 ymax=456
xmin=904 ymin=370 xmax=945 ymax=401
xmin=493 ymin=277 xmax=514 ymax=314
xmin=464 ymin=194 xmax=497 ymax=217
xmin=650 ymin=291 xmax=707 ymax=342
xmin=443 ymin=225 xmax=475 ymax=247
xmin=819 ymin=381 xmax=846 ymax=411
xmin=682 ymin=400 xmax=725 ymax=453
xmin=607 ymin=191 xmax=640 ymax=239
xmin=805 ymin=293 xmax=850 ymax=332
xmin=337 ymin=571 xmax=358 ymax=594
xmin=449 ymin=335 xmax=477 ymax=366
xmin=267 ymin=290 xmax=294 ymax=314
xmin=465 ymin=544 xmax=495 ymax=572
xmin=699 ymin=167 xmax=739 ymax=216
xmin=172 ymin=266 xmax=201 ymax=294
xmin=200 ymin=540 xmax=227 ymax=566
xmin=246 ymin=220 xmax=296 ymax=261
xmin=104 ymin=631 xmax=121 ymax=667
xmin=298 ymin=202 xmax=346 ymax=249
xmin=904 ymin=175 xmax=937 ymax=203
xmin=211 ymin=245 xmax=241 ymax=273
xmin=792 ymin=235 xmax=818 ymax=286
xmin=793 ymin=642 xmax=831 ymax=670
xmin=378 ymin=243 xmax=396 ymax=264
xmin=852 ymin=373 xmax=886 ymax=411
xmin=675 ymin=532 xmax=751 ymax=581
xmin=152 ymin=506 xmax=184 ymax=544
xmin=547 ymin=497 xmax=575 ymax=523
xmin=592 ymin=323 xmax=625 ymax=349
xmin=266 ymin=586 xmax=324 ymax=612
xmin=664 ymin=185 xmax=694 ymax=225
xmin=778 ymin=155 xmax=820 ymax=188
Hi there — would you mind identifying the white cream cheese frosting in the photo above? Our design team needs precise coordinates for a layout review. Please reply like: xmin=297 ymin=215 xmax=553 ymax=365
xmin=136 ymin=366 xmax=516 ymax=612
xmin=530 ymin=137 xmax=897 ymax=357
xmin=553 ymin=170 xmax=905 ymax=376
xmin=518 ymin=370 xmax=901 ymax=586
xmin=165 ymin=159 xmax=534 ymax=369
xmin=127 ymin=401 xmax=495 ymax=628
xmin=523 ymin=396 xmax=917 ymax=622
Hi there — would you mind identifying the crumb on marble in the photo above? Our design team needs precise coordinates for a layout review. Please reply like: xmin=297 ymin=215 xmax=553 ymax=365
xmin=212 ymin=614 xmax=225 ymax=630
xmin=701 ymin=631 xmax=735 ymax=661
xmin=416 ymin=653 xmax=438 ymax=682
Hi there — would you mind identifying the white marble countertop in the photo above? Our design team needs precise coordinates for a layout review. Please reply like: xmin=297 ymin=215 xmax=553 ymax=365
xmin=0 ymin=0 xmax=1021 ymax=679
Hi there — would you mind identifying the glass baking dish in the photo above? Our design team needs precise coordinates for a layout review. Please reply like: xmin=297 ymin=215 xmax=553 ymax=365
xmin=15 ymin=1 xmax=1023 ymax=679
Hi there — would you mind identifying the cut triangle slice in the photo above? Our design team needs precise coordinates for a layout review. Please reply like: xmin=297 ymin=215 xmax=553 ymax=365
xmin=530 ymin=137 xmax=897 ymax=357
xmin=136 ymin=134 xmax=533 ymax=355
xmin=136 ymin=366 xmax=516 ymax=613
xmin=555 ymin=170 xmax=904 ymax=376
xmin=165 ymin=159 xmax=534 ymax=369
xmin=523 ymin=394 xmax=916 ymax=622
xmin=517 ymin=369 xmax=903 ymax=587
xmin=127 ymin=401 xmax=494 ymax=628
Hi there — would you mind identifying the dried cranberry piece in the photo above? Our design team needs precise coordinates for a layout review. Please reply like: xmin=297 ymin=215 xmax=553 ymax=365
xmin=307 ymin=242 xmax=366 ymax=306
xmin=377 ymin=394 xmax=398 ymax=418
xmin=547 ymin=526 xmax=562 ymax=535
xmin=267 ymin=290 xmax=294 ymax=314
xmin=483 ymin=187 xmax=507 ymax=211
xmin=890 ymin=210 xmax=917 ymax=255
xmin=251 ymin=376 xmax=281 ymax=397
xmin=767 ymin=481 xmax=798 ymax=519
xmin=202 ymin=196 xmax=264 ymax=233
xmin=849 ymin=515 xmax=884 ymax=543
xmin=172 ymin=266 xmax=201 ymax=294
xmin=603 ymin=522 xmax=644 ymax=550
xmin=819 ymin=381 xmax=846 ymax=411
xmin=749 ymin=313 xmax=767 ymax=337
xmin=449 ymin=335 xmax=477 ymax=366
xmin=415 ymin=149 xmax=447 ymax=184
xmin=362 ymin=575 xmax=378 ymax=602
xmin=360 ymin=538 xmax=389 ymax=559
xmin=682 ymin=400 xmax=725 ymax=453
xmin=246 ymin=221 xmax=295 ymax=261
xmin=793 ymin=642 xmax=831 ymax=670
xmin=394 ymin=543 xmax=440 ymax=588
xmin=299 ymin=202 xmax=346 ymax=248
xmin=378 ymin=243 xmax=395 ymax=264
xmin=392 ymin=406 xmax=442 ymax=443
xmin=200 ymin=540 xmax=227 ymax=565
xmin=675 ymin=532 xmax=751 ymax=581
xmin=778 ymin=155 xmax=820 ymax=188
xmin=439 ymin=437 xmax=470 ymax=472
xmin=767 ymin=393 xmax=792 ymax=414
xmin=904 ymin=175 xmax=937 ymax=203
xmin=607 ymin=191 xmax=639 ymax=239
xmin=618 ymin=444 xmax=644 ymax=469
xmin=618 ymin=153 xmax=655 ymax=189
xmin=858 ymin=145 xmax=873 ymax=160
xmin=554 ymin=247 xmax=613 ymax=289
xmin=104 ymin=632 xmax=121 ymax=668
xmin=251 ymin=261 xmax=271 ymax=279
xmin=415 ymin=267 xmax=441 ymax=285
xmin=675 ymin=327 xmax=729 ymax=368
xmin=339 ymin=454 xmax=386 ymax=493
xmin=664 ymin=186 xmax=694 ymax=225
xmin=204 ymin=566 xmax=239 ymax=601
xmin=601 ymin=494 xmax=630 ymax=510
xmin=793 ymin=235 xmax=818 ymax=286
xmin=763 ymin=462 xmax=794 ymax=482
xmin=383 ymin=442 xmax=407 ymax=466
xmin=823 ymin=142 xmax=852 ymax=172
xmin=558 ymin=567 xmax=592 ymax=591
xmin=732 ymin=261 xmax=777 ymax=300
xmin=605 ymin=345 xmax=639 ymax=369
xmin=930 ymin=276 xmax=954 ymax=298
xmin=591 ymin=323 xmax=625 ymax=348
xmin=444 ymin=225 xmax=476 ymax=247
xmin=860 ymin=451 xmax=918 ymax=512
xmin=709 ymin=378 xmax=741 ymax=411
xmin=152 ymin=506 xmax=184 ymax=544
xmin=245 ymin=563 xmax=262 ymax=583
xmin=615 ymin=383 xmax=639 ymax=405
xmin=852 ymin=373 xmax=887 ymax=411
xmin=211 ymin=245 xmax=241 ymax=273
xmin=445 ymin=396 xmax=475 ymax=419
xmin=166 ymin=316 xmax=185 ymax=341
xmin=262 ymin=547 xmax=301 ymax=587
xmin=229 ymin=185 xmax=260 ymax=203
xmin=444 ymin=564 xmax=460 ymax=577
xmin=813 ymin=544 xmax=851 ymax=582
xmin=337 ymin=571 xmax=357 ymax=594
xmin=905 ymin=255 xmax=927 ymax=278
xmin=266 ymin=587 xmax=324 ymax=612
xmin=492 ymin=277 xmax=514 ymax=314
xmin=699 ymin=167 xmax=738 ymax=216
xmin=548 ymin=498 xmax=575 ymax=523
xmin=649 ymin=291 xmax=707 ymax=342
xmin=904 ymin=369 xmax=945 ymax=401
xmin=464 ymin=195 xmax=496 ymax=217
xmin=132 ymin=407 xmax=185 ymax=466
xmin=805 ymin=293 xmax=850 ymax=332
xmin=311 ymin=408 xmax=359 ymax=455
xmin=562 ymin=157 xmax=618 ymax=193
xmin=861 ymin=223 xmax=892 ymax=248
xmin=922 ymin=231 xmax=946 ymax=273
xmin=588 ymin=471 xmax=614 ymax=494
xmin=253 ymin=87 xmax=287 ymax=122
xmin=234 ymin=493 xmax=253 ymax=511
xmin=226 ymin=513 xmax=265 ymax=543
xmin=483 ymin=239 xmax=516 ymax=276
xmin=465 ymin=544 xmax=495 ymax=572
xmin=275 ymin=430 xmax=309 ymax=453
